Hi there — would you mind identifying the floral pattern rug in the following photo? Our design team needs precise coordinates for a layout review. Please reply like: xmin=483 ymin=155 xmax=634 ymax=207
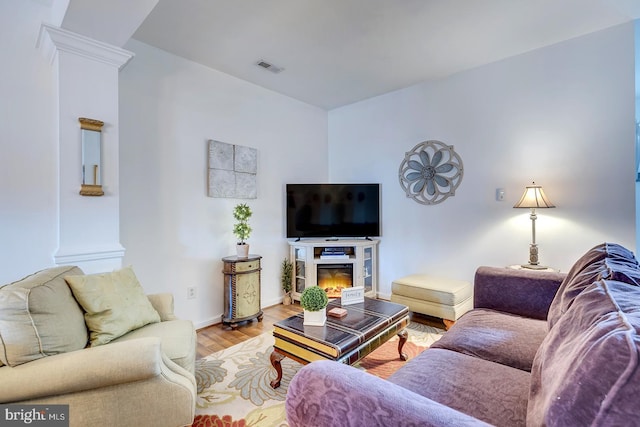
xmin=192 ymin=322 xmax=444 ymax=427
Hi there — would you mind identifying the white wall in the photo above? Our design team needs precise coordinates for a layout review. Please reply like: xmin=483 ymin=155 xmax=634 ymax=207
xmin=0 ymin=1 xmax=58 ymax=283
xmin=329 ymin=23 xmax=636 ymax=297
xmin=119 ymin=40 xmax=328 ymax=327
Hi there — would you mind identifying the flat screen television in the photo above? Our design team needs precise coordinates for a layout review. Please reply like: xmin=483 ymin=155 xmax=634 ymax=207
xmin=286 ymin=183 xmax=380 ymax=238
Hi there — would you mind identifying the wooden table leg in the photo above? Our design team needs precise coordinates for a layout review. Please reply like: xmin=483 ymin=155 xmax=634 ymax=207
xmin=443 ymin=319 xmax=455 ymax=330
xmin=270 ymin=350 xmax=285 ymax=389
xmin=397 ymin=329 xmax=408 ymax=361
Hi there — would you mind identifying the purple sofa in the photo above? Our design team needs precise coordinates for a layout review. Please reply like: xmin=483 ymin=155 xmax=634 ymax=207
xmin=285 ymin=243 xmax=640 ymax=427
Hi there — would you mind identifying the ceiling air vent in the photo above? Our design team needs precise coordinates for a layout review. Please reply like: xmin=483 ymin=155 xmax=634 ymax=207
xmin=256 ymin=59 xmax=284 ymax=74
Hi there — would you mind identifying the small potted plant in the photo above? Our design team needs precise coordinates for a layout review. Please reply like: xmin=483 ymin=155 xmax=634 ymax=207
xmin=300 ymin=286 xmax=329 ymax=326
xmin=281 ymin=258 xmax=293 ymax=305
xmin=233 ymin=203 xmax=252 ymax=258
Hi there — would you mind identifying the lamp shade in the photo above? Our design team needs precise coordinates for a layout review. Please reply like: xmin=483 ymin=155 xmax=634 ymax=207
xmin=513 ymin=182 xmax=555 ymax=209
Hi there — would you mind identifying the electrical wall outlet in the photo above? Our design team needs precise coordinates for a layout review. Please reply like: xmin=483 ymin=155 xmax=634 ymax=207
xmin=187 ymin=287 xmax=197 ymax=299
xmin=496 ymin=188 xmax=505 ymax=201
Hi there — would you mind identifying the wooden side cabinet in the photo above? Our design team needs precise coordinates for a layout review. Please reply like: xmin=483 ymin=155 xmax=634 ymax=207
xmin=222 ymin=254 xmax=263 ymax=329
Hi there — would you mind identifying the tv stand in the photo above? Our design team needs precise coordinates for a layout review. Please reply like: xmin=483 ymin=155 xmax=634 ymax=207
xmin=288 ymin=239 xmax=379 ymax=301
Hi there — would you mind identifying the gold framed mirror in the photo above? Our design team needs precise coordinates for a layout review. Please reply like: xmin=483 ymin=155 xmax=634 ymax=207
xmin=79 ymin=117 xmax=104 ymax=196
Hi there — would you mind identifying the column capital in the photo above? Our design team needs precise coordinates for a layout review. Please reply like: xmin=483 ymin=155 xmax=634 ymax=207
xmin=37 ymin=23 xmax=134 ymax=69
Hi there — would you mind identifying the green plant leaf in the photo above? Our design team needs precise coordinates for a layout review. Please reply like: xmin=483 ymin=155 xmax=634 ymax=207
xmin=300 ymin=286 xmax=328 ymax=311
xmin=233 ymin=204 xmax=252 ymax=243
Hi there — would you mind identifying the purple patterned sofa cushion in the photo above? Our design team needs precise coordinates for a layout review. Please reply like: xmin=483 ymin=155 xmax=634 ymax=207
xmin=287 ymin=360 xmax=491 ymax=427
xmin=528 ymin=279 xmax=640 ymax=426
xmin=388 ymin=348 xmax=530 ymax=427
xmin=473 ymin=266 xmax=565 ymax=321
xmin=547 ymin=242 xmax=639 ymax=328
xmin=431 ymin=309 xmax=547 ymax=371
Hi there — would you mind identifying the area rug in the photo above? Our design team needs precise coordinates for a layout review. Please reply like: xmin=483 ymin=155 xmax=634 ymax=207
xmin=192 ymin=322 xmax=444 ymax=427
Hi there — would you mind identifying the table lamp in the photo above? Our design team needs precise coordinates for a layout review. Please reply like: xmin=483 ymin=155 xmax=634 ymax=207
xmin=513 ymin=182 xmax=555 ymax=269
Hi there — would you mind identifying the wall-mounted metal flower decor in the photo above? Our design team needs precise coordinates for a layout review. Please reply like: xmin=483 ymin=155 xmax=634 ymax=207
xmin=398 ymin=140 xmax=464 ymax=205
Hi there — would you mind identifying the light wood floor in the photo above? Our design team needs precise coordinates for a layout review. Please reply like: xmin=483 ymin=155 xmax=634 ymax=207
xmin=196 ymin=302 xmax=446 ymax=359
xmin=196 ymin=303 xmax=302 ymax=359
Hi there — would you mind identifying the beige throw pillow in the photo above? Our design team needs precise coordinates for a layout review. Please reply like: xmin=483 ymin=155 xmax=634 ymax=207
xmin=65 ymin=266 xmax=160 ymax=346
xmin=0 ymin=266 xmax=88 ymax=366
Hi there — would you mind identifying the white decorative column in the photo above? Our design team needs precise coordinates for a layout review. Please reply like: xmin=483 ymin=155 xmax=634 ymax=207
xmin=38 ymin=24 xmax=133 ymax=273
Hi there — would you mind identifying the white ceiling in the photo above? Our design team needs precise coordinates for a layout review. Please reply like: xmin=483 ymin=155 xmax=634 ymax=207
xmin=131 ymin=0 xmax=640 ymax=110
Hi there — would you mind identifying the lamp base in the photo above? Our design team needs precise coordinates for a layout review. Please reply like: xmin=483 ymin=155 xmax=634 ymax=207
xmin=520 ymin=263 xmax=550 ymax=270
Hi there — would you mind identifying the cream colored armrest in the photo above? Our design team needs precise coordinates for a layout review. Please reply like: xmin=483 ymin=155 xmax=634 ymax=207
xmin=0 ymin=337 xmax=168 ymax=403
xmin=147 ymin=293 xmax=178 ymax=321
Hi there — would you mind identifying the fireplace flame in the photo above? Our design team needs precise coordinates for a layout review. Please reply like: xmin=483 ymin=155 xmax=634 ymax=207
xmin=318 ymin=273 xmax=352 ymax=298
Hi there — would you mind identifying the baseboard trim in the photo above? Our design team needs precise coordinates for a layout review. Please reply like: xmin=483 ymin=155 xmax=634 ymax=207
xmin=195 ymin=297 xmax=289 ymax=330
xmin=377 ymin=292 xmax=391 ymax=300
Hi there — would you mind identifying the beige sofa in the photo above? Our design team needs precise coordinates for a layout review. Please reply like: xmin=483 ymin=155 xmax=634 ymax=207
xmin=0 ymin=266 xmax=197 ymax=427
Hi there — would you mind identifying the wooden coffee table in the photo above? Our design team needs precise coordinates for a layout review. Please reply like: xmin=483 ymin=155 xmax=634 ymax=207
xmin=270 ymin=298 xmax=410 ymax=388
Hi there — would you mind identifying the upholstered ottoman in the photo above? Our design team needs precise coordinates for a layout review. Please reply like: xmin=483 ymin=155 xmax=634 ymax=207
xmin=390 ymin=274 xmax=472 ymax=329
